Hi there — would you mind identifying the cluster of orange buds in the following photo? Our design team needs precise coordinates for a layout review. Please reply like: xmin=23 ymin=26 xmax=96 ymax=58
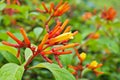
xmin=36 ymin=0 xmax=70 ymax=16
xmin=68 ymin=48 xmax=86 ymax=77
xmin=69 ymin=48 xmax=103 ymax=78
xmin=37 ymin=19 xmax=79 ymax=67
xmin=2 ymin=28 xmax=32 ymax=57
xmin=2 ymin=20 xmax=79 ymax=68
xmin=87 ymin=61 xmax=103 ymax=76
xmin=87 ymin=32 xmax=100 ymax=39
xmin=2 ymin=0 xmax=78 ymax=68
xmin=6 ymin=0 xmax=20 ymax=5
xmin=2 ymin=8 xmax=19 ymax=16
xmin=82 ymin=12 xmax=93 ymax=21
xmin=101 ymin=7 xmax=116 ymax=21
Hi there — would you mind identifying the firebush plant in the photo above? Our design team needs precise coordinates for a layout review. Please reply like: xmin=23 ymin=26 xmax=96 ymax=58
xmin=0 ymin=0 xmax=120 ymax=80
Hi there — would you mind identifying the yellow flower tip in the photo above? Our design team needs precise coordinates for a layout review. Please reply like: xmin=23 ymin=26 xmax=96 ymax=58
xmin=48 ymin=32 xmax=74 ymax=44
xmin=88 ymin=61 xmax=98 ymax=69
xmin=91 ymin=61 xmax=98 ymax=67
xmin=59 ymin=32 xmax=74 ymax=39
xmin=79 ymin=52 xmax=86 ymax=61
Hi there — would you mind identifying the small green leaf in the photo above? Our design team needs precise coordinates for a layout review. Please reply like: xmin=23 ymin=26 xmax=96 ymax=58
xmin=0 ymin=43 xmax=21 ymax=64
xmin=25 ymin=48 xmax=33 ymax=62
xmin=81 ymin=68 xmax=91 ymax=77
xmin=60 ymin=53 xmax=74 ymax=66
xmin=33 ymin=27 xmax=43 ymax=38
xmin=0 ymin=44 xmax=17 ymax=56
xmin=0 ymin=3 xmax=6 ymax=11
xmin=78 ymin=78 xmax=89 ymax=80
xmin=0 ymin=51 xmax=20 ymax=64
xmin=30 ymin=63 xmax=76 ymax=80
xmin=0 ymin=33 xmax=8 ymax=40
xmin=0 ymin=63 xmax=24 ymax=80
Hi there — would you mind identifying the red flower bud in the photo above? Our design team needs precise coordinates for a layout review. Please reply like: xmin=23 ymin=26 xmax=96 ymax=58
xmin=20 ymin=28 xmax=31 ymax=47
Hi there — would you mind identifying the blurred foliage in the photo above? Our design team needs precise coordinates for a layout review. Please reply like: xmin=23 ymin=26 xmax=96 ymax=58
xmin=0 ymin=0 xmax=120 ymax=80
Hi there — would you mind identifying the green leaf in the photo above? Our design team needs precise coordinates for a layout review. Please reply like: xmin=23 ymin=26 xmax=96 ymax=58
xmin=0 ymin=51 xmax=20 ymax=64
xmin=0 ymin=63 xmax=24 ymax=80
xmin=0 ymin=43 xmax=17 ymax=56
xmin=78 ymin=78 xmax=89 ymax=80
xmin=81 ymin=68 xmax=91 ymax=77
xmin=0 ymin=3 xmax=6 ymax=11
xmin=0 ymin=43 xmax=21 ymax=64
xmin=33 ymin=27 xmax=43 ymax=39
xmin=24 ymin=48 xmax=33 ymax=62
xmin=30 ymin=63 xmax=76 ymax=80
xmin=60 ymin=53 xmax=74 ymax=66
xmin=0 ymin=33 xmax=8 ymax=40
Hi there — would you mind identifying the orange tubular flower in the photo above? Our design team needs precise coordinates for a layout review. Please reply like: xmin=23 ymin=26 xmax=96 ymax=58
xmin=68 ymin=65 xmax=79 ymax=75
xmin=20 ymin=28 xmax=31 ymax=47
xmin=2 ymin=41 xmax=19 ymax=48
xmin=6 ymin=0 xmax=20 ymax=5
xmin=13 ymin=0 xmax=20 ymax=5
xmin=101 ymin=7 xmax=116 ymax=21
xmin=56 ymin=50 xmax=72 ymax=55
xmin=6 ymin=0 xmax=10 ymax=5
xmin=88 ymin=33 xmax=100 ymax=39
xmin=48 ymin=31 xmax=77 ymax=44
xmin=48 ymin=21 xmax=61 ymax=38
xmin=63 ymin=26 xmax=71 ymax=33
xmin=57 ymin=19 xmax=69 ymax=33
xmin=87 ymin=61 xmax=103 ymax=76
xmin=7 ymin=31 xmax=23 ymax=45
xmin=42 ymin=50 xmax=72 ymax=55
xmin=37 ymin=0 xmax=70 ymax=16
xmin=38 ymin=33 xmax=49 ymax=51
xmin=37 ymin=2 xmax=54 ymax=14
xmin=53 ymin=19 xmax=69 ymax=37
xmin=82 ymin=12 xmax=92 ymax=21
xmin=41 ymin=2 xmax=49 ymax=13
xmin=54 ymin=0 xmax=63 ymax=10
xmin=87 ymin=61 xmax=103 ymax=70
xmin=2 ymin=28 xmax=32 ymax=58
xmin=54 ymin=1 xmax=70 ymax=16
xmin=93 ymin=69 xmax=104 ymax=76
xmin=53 ymin=43 xmax=79 ymax=51
xmin=49 ymin=2 xmax=54 ymax=13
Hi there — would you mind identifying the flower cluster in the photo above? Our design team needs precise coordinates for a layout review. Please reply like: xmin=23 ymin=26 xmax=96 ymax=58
xmin=2 ymin=19 xmax=79 ymax=68
xmin=6 ymin=0 xmax=20 ymax=5
xmin=87 ymin=33 xmax=100 ymax=39
xmin=37 ymin=19 xmax=79 ymax=67
xmin=69 ymin=48 xmax=103 ymax=78
xmin=1 ymin=1 xmax=105 ymax=79
xmin=82 ymin=12 xmax=93 ymax=21
xmin=101 ymin=7 xmax=116 ymax=21
xmin=36 ymin=0 xmax=70 ymax=17
xmin=87 ymin=61 xmax=103 ymax=76
xmin=2 ymin=28 xmax=32 ymax=58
